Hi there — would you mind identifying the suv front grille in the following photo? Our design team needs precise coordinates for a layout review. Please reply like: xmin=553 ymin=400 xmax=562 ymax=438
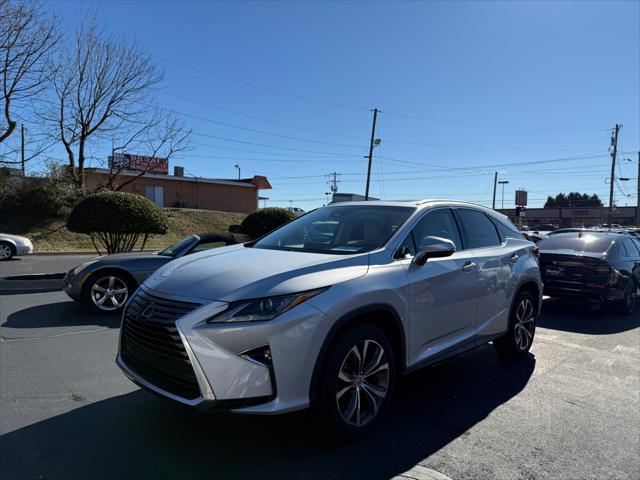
xmin=120 ymin=288 xmax=202 ymax=400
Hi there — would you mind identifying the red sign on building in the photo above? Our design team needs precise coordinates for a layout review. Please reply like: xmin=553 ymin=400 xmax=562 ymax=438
xmin=109 ymin=153 xmax=168 ymax=174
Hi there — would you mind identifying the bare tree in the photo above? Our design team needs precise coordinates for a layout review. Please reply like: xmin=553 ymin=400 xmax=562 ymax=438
xmin=0 ymin=0 xmax=58 ymax=144
xmin=44 ymin=20 xmax=180 ymax=190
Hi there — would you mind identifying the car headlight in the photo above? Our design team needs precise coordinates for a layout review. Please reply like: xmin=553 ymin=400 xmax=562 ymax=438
xmin=208 ymin=288 xmax=327 ymax=323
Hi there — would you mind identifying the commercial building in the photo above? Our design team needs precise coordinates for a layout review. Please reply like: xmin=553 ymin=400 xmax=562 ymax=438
xmin=498 ymin=206 xmax=639 ymax=228
xmin=85 ymin=167 xmax=272 ymax=214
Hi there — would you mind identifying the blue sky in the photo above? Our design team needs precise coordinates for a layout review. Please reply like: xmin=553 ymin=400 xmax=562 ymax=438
xmin=45 ymin=1 xmax=639 ymax=209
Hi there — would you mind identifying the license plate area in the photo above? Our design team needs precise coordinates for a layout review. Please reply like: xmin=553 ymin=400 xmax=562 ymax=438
xmin=545 ymin=266 xmax=565 ymax=277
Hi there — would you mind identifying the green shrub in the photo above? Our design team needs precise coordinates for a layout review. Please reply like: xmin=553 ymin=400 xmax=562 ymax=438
xmin=67 ymin=191 xmax=168 ymax=253
xmin=0 ymin=163 xmax=80 ymax=217
xmin=239 ymin=207 xmax=297 ymax=239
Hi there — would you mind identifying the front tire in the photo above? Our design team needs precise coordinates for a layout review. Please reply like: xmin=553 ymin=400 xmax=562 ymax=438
xmin=493 ymin=291 xmax=537 ymax=356
xmin=319 ymin=325 xmax=396 ymax=437
xmin=85 ymin=272 xmax=133 ymax=314
xmin=0 ymin=242 xmax=15 ymax=261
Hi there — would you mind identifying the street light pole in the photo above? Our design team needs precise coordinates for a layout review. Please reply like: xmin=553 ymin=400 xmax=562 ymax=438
xmin=498 ymin=180 xmax=509 ymax=212
xmin=234 ymin=164 xmax=241 ymax=180
xmin=492 ymin=171 xmax=498 ymax=210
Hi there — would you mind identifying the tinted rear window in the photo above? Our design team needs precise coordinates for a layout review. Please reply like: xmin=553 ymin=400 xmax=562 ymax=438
xmin=538 ymin=234 xmax=616 ymax=253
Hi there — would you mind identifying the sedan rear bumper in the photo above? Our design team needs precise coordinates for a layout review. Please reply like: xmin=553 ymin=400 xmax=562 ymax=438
xmin=543 ymin=280 xmax=625 ymax=302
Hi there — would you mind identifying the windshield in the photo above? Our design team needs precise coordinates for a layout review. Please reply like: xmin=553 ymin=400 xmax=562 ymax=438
xmin=158 ymin=235 xmax=196 ymax=257
xmin=252 ymin=205 xmax=415 ymax=255
xmin=538 ymin=234 xmax=616 ymax=254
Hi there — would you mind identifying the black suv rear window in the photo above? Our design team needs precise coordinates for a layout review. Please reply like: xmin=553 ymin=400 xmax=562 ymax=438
xmin=538 ymin=234 xmax=616 ymax=253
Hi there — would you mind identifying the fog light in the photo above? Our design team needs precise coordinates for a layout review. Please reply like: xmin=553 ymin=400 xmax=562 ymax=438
xmin=241 ymin=345 xmax=272 ymax=366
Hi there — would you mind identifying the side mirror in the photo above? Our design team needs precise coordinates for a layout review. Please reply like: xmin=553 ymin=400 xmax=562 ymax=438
xmin=415 ymin=236 xmax=456 ymax=266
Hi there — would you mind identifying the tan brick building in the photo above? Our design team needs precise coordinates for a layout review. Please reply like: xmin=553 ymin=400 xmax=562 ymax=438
xmin=85 ymin=168 xmax=271 ymax=214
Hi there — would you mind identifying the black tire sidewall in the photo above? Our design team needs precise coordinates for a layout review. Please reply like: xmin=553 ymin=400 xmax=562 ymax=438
xmin=319 ymin=325 xmax=396 ymax=437
xmin=0 ymin=242 xmax=15 ymax=261
xmin=510 ymin=291 xmax=537 ymax=353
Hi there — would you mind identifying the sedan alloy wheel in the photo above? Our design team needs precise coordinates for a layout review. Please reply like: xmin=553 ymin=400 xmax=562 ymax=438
xmin=90 ymin=275 xmax=129 ymax=312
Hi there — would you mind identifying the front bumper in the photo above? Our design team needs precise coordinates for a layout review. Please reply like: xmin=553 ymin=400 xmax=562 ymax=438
xmin=117 ymin=286 xmax=331 ymax=414
xmin=63 ymin=270 xmax=83 ymax=301
xmin=15 ymin=244 xmax=33 ymax=255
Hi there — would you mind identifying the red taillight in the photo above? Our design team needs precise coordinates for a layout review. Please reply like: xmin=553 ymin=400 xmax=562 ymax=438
xmin=533 ymin=247 xmax=540 ymax=259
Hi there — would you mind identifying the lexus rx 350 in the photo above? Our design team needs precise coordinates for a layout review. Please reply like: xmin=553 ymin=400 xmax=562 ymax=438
xmin=117 ymin=200 xmax=542 ymax=435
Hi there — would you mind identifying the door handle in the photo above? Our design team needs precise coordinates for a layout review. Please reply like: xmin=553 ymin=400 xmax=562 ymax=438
xmin=462 ymin=261 xmax=477 ymax=272
xmin=510 ymin=254 xmax=519 ymax=264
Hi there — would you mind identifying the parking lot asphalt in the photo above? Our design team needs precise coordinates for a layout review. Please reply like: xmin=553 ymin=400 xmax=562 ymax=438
xmin=1 ymin=280 xmax=639 ymax=479
xmin=0 ymin=254 xmax=96 ymax=278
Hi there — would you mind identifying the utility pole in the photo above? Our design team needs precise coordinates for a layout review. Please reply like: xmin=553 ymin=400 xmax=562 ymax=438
xmin=364 ymin=108 xmax=379 ymax=201
xmin=492 ymin=171 xmax=498 ymax=210
xmin=608 ymin=124 xmax=621 ymax=224
xmin=20 ymin=125 xmax=25 ymax=175
xmin=327 ymin=172 xmax=339 ymax=194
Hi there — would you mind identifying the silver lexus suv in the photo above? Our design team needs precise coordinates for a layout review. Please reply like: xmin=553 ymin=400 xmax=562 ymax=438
xmin=117 ymin=200 xmax=542 ymax=435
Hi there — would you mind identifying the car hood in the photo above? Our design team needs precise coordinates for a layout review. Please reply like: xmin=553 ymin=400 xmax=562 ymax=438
xmin=143 ymin=244 xmax=369 ymax=302
xmin=0 ymin=233 xmax=31 ymax=244
xmin=75 ymin=251 xmax=171 ymax=272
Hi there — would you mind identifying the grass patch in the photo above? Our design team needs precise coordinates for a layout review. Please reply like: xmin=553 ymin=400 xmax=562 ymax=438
xmin=1 ymin=208 xmax=246 ymax=253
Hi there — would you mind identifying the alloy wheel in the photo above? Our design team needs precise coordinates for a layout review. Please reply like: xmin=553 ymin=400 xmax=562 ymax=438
xmin=90 ymin=276 xmax=129 ymax=311
xmin=0 ymin=244 xmax=12 ymax=260
xmin=336 ymin=339 xmax=389 ymax=427
xmin=514 ymin=298 xmax=535 ymax=351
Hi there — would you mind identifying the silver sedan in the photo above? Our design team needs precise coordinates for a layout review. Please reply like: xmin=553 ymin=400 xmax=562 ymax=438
xmin=0 ymin=233 xmax=34 ymax=260
xmin=63 ymin=232 xmax=249 ymax=313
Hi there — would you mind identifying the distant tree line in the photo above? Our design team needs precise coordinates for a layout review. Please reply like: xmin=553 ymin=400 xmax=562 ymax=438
xmin=544 ymin=192 xmax=604 ymax=208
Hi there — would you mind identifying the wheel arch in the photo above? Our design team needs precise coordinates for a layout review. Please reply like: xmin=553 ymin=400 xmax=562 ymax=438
xmin=512 ymin=280 xmax=541 ymax=317
xmin=0 ymin=239 xmax=17 ymax=254
xmin=309 ymin=303 xmax=406 ymax=404
xmin=81 ymin=267 xmax=138 ymax=301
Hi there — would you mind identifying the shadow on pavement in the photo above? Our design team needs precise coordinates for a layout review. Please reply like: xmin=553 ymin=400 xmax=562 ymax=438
xmin=3 ymin=300 xmax=120 ymax=329
xmin=0 ymin=345 xmax=535 ymax=480
xmin=538 ymin=298 xmax=640 ymax=334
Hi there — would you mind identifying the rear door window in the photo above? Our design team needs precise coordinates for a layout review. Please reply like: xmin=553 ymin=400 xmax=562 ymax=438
xmin=456 ymin=209 xmax=501 ymax=249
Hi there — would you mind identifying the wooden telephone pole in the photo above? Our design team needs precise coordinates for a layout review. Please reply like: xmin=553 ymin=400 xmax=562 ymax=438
xmin=364 ymin=108 xmax=379 ymax=201
xmin=608 ymin=124 xmax=621 ymax=224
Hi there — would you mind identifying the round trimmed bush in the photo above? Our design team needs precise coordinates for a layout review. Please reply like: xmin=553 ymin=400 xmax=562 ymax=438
xmin=67 ymin=191 xmax=168 ymax=253
xmin=239 ymin=207 xmax=297 ymax=239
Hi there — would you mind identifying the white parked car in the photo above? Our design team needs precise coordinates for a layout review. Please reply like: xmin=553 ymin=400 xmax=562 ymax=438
xmin=0 ymin=233 xmax=34 ymax=260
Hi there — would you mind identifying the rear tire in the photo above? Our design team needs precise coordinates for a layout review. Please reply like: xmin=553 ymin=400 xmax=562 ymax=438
xmin=0 ymin=242 xmax=15 ymax=261
xmin=616 ymin=280 xmax=638 ymax=316
xmin=493 ymin=291 xmax=537 ymax=357
xmin=318 ymin=325 xmax=396 ymax=438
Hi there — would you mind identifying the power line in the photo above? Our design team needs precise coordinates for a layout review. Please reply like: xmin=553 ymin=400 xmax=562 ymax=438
xmin=157 ymin=56 xmax=367 ymax=112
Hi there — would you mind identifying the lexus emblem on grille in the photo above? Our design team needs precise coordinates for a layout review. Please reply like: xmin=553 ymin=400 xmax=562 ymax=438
xmin=137 ymin=302 xmax=155 ymax=322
